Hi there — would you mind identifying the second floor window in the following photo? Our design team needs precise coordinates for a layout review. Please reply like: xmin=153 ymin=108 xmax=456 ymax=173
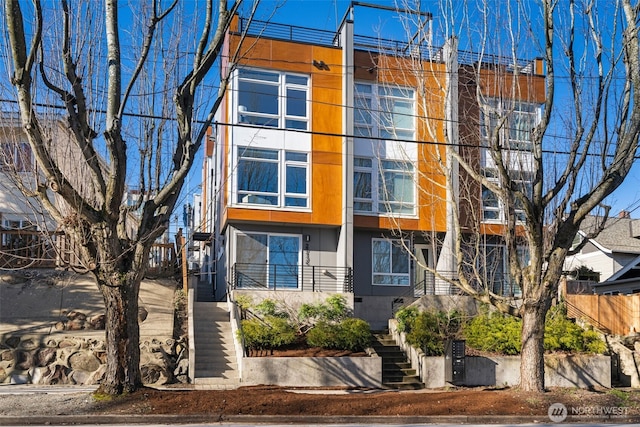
xmin=480 ymin=99 xmax=539 ymax=151
xmin=355 ymin=83 xmax=415 ymax=140
xmin=354 ymin=157 xmax=415 ymax=215
xmin=236 ymin=147 xmax=308 ymax=209
xmin=237 ymin=68 xmax=309 ymax=130
xmin=482 ymin=168 xmax=533 ymax=223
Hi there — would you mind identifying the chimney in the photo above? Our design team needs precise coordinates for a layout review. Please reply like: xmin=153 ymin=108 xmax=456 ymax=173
xmin=619 ymin=210 xmax=631 ymax=219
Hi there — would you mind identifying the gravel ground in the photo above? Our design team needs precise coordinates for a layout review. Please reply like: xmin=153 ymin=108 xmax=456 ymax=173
xmin=0 ymin=388 xmax=97 ymax=416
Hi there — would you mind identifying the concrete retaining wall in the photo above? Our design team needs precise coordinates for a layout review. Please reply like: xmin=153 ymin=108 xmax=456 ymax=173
xmin=389 ymin=319 xmax=611 ymax=389
xmin=241 ymin=354 xmax=382 ymax=388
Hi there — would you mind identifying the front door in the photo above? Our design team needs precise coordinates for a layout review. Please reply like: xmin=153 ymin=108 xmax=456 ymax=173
xmin=414 ymin=244 xmax=433 ymax=296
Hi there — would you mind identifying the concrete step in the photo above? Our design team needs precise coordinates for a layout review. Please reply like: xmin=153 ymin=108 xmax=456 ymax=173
xmin=372 ymin=332 xmax=423 ymax=390
xmin=192 ymin=301 xmax=240 ymax=386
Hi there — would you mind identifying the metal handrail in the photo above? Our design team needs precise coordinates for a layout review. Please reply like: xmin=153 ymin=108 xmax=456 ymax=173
xmin=230 ymin=263 xmax=353 ymax=293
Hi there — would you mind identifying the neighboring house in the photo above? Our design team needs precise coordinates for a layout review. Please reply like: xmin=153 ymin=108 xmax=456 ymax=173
xmin=565 ymin=212 xmax=640 ymax=295
xmin=198 ymin=4 xmax=546 ymax=327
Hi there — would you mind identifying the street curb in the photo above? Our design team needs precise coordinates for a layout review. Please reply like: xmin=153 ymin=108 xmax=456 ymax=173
xmin=2 ymin=414 xmax=640 ymax=425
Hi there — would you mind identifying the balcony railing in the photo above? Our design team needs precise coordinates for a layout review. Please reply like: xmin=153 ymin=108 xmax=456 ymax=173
xmin=234 ymin=18 xmax=540 ymax=75
xmin=230 ymin=263 xmax=353 ymax=293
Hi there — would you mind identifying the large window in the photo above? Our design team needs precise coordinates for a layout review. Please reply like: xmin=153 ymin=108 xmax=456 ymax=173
xmin=480 ymin=99 xmax=538 ymax=151
xmin=354 ymin=157 xmax=415 ymax=215
xmin=237 ymin=68 xmax=309 ymax=130
xmin=482 ymin=168 xmax=532 ymax=222
xmin=236 ymin=147 xmax=308 ymax=208
xmin=236 ymin=232 xmax=301 ymax=289
xmin=355 ymin=83 xmax=415 ymax=140
xmin=372 ymin=238 xmax=410 ymax=286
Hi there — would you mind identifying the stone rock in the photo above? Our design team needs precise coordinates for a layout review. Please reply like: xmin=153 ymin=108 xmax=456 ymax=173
xmin=89 ymin=314 xmax=105 ymax=330
xmin=10 ymin=374 xmax=29 ymax=385
xmin=85 ymin=364 xmax=106 ymax=385
xmin=34 ymin=348 xmax=56 ymax=367
xmin=138 ymin=306 xmax=148 ymax=322
xmin=0 ymin=350 xmax=14 ymax=362
xmin=20 ymin=339 xmax=37 ymax=351
xmin=0 ymin=367 xmax=7 ymax=383
xmin=141 ymin=363 xmax=169 ymax=385
xmin=46 ymin=365 xmax=69 ymax=385
xmin=173 ymin=357 xmax=189 ymax=377
xmin=68 ymin=352 xmax=101 ymax=373
xmin=15 ymin=351 xmax=34 ymax=370
xmin=5 ymin=336 xmax=20 ymax=349
xmin=67 ymin=311 xmax=87 ymax=321
xmin=59 ymin=339 xmax=79 ymax=349
xmin=54 ymin=321 xmax=66 ymax=331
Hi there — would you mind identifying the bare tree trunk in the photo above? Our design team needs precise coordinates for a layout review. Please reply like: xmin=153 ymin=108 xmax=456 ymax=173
xmin=519 ymin=302 xmax=549 ymax=392
xmin=98 ymin=276 xmax=142 ymax=395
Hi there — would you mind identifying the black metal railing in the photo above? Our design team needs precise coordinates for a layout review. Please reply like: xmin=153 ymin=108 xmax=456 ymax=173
xmin=234 ymin=18 xmax=540 ymax=75
xmin=230 ymin=263 xmax=353 ymax=293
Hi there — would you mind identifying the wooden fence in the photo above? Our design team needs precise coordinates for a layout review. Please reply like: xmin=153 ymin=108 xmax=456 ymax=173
xmin=566 ymin=293 xmax=640 ymax=336
xmin=0 ymin=229 xmax=177 ymax=278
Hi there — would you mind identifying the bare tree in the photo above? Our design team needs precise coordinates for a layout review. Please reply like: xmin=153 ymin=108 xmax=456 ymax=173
xmin=3 ymin=0 xmax=259 ymax=395
xmin=367 ymin=0 xmax=640 ymax=392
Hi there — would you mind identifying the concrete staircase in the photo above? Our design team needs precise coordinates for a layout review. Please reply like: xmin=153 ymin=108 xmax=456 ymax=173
xmin=192 ymin=301 xmax=240 ymax=388
xmin=372 ymin=331 xmax=423 ymax=390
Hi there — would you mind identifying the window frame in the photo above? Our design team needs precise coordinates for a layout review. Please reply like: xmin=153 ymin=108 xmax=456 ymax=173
xmin=236 ymin=68 xmax=310 ymax=131
xmin=480 ymin=98 xmax=539 ymax=151
xmin=354 ymin=156 xmax=415 ymax=216
xmin=481 ymin=168 xmax=533 ymax=223
xmin=371 ymin=238 xmax=411 ymax=286
xmin=235 ymin=146 xmax=309 ymax=209
xmin=354 ymin=82 xmax=415 ymax=141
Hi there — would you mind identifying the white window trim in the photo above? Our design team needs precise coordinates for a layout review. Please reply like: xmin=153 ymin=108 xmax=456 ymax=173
xmin=233 ymin=146 xmax=311 ymax=211
xmin=481 ymin=168 xmax=532 ymax=223
xmin=480 ymin=98 xmax=540 ymax=151
xmin=354 ymin=156 xmax=416 ymax=217
xmin=235 ymin=67 xmax=310 ymax=131
xmin=354 ymin=82 xmax=416 ymax=141
xmin=372 ymin=238 xmax=411 ymax=287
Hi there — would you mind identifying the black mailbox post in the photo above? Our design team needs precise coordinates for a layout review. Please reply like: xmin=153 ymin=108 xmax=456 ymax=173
xmin=444 ymin=339 xmax=465 ymax=385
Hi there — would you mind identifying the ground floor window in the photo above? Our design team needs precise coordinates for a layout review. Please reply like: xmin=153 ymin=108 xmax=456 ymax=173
xmin=372 ymin=238 xmax=410 ymax=286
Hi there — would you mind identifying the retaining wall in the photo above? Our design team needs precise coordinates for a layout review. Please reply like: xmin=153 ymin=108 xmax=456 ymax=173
xmin=389 ymin=319 xmax=611 ymax=389
xmin=241 ymin=354 xmax=382 ymax=388
xmin=0 ymin=334 xmax=188 ymax=386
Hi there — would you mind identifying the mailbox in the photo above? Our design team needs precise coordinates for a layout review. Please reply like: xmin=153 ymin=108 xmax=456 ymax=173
xmin=444 ymin=339 xmax=465 ymax=385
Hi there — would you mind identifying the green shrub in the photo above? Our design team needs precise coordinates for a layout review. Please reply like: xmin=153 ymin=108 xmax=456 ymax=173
xmin=404 ymin=310 xmax=465 ymax=356
xmin=299 ymin=295 xmax=351 ymax=324
xmin=395 ymin=306 xmax=419 ymax=333
xmin=306 ymin=317 xmax=372 ymax=351
xmin=254 ymin=299 xmax=288 ymax=318
xmin=305 ymin=321 xmax=335 ymax=349
xmin=464 ymin=310 xmax=522 ymax=355
xmin=337 ymin=318 xmax=372 ymax=351
xmin=544 ymin=304 xmax=606 ymax=353
xmin=463 ymin=304 xmax=607 ymax=355
xmin=239 ymin=316 xmax=296 ymax=353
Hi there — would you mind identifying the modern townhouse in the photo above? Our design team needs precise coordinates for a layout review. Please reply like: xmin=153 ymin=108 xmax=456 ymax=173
xmin=198 ymin=3 xmax=546 ymax=328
